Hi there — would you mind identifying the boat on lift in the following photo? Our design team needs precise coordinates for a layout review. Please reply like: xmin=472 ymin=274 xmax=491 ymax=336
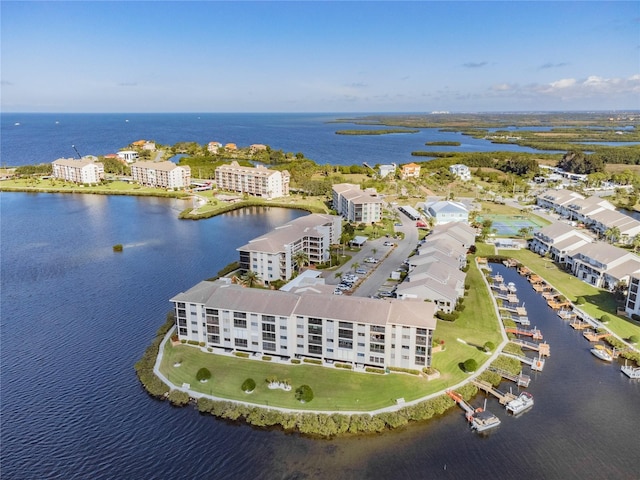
xmin=505 ymin=391 xmax=534 ymax=415
xmin=590 ymin=344 xmax=613 ymax=362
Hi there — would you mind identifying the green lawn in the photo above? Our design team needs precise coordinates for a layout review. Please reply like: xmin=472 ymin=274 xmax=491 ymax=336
xmin=502 ymin=249 xmax=640 ymax=340
xmin=160 ymin=255 xmax=504 ymax=411
xmin=161 ymin=342 xmax=438 ymax=411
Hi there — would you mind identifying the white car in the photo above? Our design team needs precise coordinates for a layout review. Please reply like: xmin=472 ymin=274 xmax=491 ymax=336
xmin=383 ymin=241 xmax=394 ymax=247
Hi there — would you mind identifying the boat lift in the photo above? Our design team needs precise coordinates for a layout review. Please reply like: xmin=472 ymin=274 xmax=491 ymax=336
xmin=471 ymin=380 xmax=517 ymax=405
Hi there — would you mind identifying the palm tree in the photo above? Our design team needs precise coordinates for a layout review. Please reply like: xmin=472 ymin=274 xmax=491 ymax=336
xmin=241 ymin=270 xmax=261 ymax=288
xmin=352 ymin=262 xmax=360 ymax=273
xmin=632 ymin=234 xmax=640 ymax=253
xmin=604 ymin=226 xmax=621 ymax=244
xmin=293 ymin=250 xmax=309 ymax=271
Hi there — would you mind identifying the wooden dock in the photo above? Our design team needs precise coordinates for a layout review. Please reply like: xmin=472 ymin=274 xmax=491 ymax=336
xmin=501 ymin=312 xmax=530 ymax=326
xmin=505 ymin=326 xmax=543 ymax=341
xmin=503 ymin=352 xmax=546 ymax=371
xmin=489 ymin=367 xmax=531 ymax=387
xmin=510 ymin=339 xmax=551 ymax=356
xmin=503 ymin=258 xmax=518 ymax=268
xmin=570 ymin=319 xmax=590 ymax=330
xmin=583 ymin=331 xmax=611 ymax=342
xmin=471 ymin=380 xmax=517 ymax=405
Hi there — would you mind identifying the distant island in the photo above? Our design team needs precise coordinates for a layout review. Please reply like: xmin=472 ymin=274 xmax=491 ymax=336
xmin=335 ymin=129 xmax=420 ymax=135
xmin=425 ymin=141 xmax=461 ymax=146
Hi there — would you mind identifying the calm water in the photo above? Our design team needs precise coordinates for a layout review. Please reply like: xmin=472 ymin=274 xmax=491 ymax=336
xmin=1 ymin=113 xmax=562 ymax=168
xmin=1 ymin=193 xmax=639 ymax=479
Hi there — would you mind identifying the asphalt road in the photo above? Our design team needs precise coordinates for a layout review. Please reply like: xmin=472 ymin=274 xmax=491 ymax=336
xmin=323 ymin=207 xmax=420 ymax=298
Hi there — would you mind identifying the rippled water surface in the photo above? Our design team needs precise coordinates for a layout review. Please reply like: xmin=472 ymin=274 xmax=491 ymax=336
xmin=1 ymin=193 xmax=639 ymax=479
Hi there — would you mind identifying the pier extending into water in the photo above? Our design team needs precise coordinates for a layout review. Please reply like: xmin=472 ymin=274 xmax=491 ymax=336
xmin=505 ymin=326 xmax=543 ymax=341
xmin=471 ymin=380 xmax=517 ymax=405
xmin=510 ymin=339 xmax=550 ymax=356
xmin=489 ymin=366 xmax=531 ymax=387
xmin=502 ymin=352 xmax=546 ymax=371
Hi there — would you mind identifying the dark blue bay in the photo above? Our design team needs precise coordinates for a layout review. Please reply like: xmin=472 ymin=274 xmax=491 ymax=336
xmin=1 ymin=193 xmax=639 ymax=479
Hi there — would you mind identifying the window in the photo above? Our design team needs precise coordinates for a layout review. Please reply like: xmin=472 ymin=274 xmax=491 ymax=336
xmin=208 ymin=335 xmax=220 ymax=344
xmin=339 ymin=321 xmax=352 ymax=329
xmin=309 ymin=318 xmax=322 ymax=325
xmin=233 ymin=312 xmax=247 ymax=320
xmin=233 ymin=318 xmax=247 ymax=328
xmin=338 ymin=329 xmax=353 ymax=339
xmin=179 ymin=328 xmax=187 ymax=336
xmin=370 ymin=344 xmax=384 ymax=353
xmin=338 ymin=339 xmax=353 ymax=349
xmin=415 ymin=356 xmax=426 ymax=366
xmin=263 ymin=342 xmax=276 ymax=352
xmin=262 ymin=315 xmax=275 ymax=322
xmin=207 ymin=325 xmax=219 ymax=334
xmin=235 ymin=338 xmax=248 ymax=348
xmin=308 ymin=325 xmax=322 ymax=335
xmin=308 ymin=345 xmax=322 ymax=354
xmin=309 ymin=335 xmax=323 ymax=345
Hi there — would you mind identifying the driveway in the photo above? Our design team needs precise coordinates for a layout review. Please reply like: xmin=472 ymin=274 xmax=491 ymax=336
xmin=324 ymin=207 xmax=420 ymax=298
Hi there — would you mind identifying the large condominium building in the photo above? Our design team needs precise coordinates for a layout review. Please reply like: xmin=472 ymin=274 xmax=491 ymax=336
xmin=52 ymin=158 xmax=104 ymax=184
xmin=215 ymin=161 xmax=290 ymax=199
xmin=131 ymin=161 xmax=191 ymax=189
xmin=332 ymin=183 xmax=383 ymax=224
xmin=237 ymin=214 xmax=342 ymax=284
xmin=171 ymin=280 xmax=437 ymax=370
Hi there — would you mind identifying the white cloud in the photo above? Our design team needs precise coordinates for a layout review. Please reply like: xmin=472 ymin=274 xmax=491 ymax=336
xmin=549 ymin=78 xmax=576 ymax=89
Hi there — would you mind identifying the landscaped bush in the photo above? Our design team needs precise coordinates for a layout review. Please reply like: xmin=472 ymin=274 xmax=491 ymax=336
xmin=303 ymin=358 xmax=322 ymax=365
xmin=234 ymin=351 xmax=249 ymax=358
xmin=187 ymin=340 xmax=200 ymax=346
xmin=576 ymin=296 xmax=586 ymax=305
xmin=241 ymin=378 xmax=256 ymax=393
xmin=335 ymin=363 xmax=353 ymax=369
xmin=628 ymin=335 xmax=639 ymax=344
xmin=295 ymin=385 xmax=314 ymax=403
xmin=262 ymin=356 xmax=272 ymax=361
xmin=483 ymin=341 xmax=496 ymax=352
xmin=196 ymin=367 xmax=212 ymax=382
xmin=388 ymin=366 xmax=421 ymax=375
xmin=290 ymin=359 xmax=301 ymax=364
xmin=600 ymin=314 xmax=611 ymax=324
xmin=365 ymin=367 xmax=385 ymax=374
xmin=435 ymin=311 xmax=459 ymax=322
xmin=463 ymin=358 xmax=478 ymax=373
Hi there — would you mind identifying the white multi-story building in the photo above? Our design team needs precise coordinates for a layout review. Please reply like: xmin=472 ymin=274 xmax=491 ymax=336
xmin=625 ymin=275 xmax=640 ymax=318
xmin=131 ymin=161 xmax=191 ymax=189
xmin=332 ymin=183 xmax=383 ymax=224
xmin=529 ymin=222 xmax=593 ymax=263
xmin=52 ymin=158 xmax=104 ymax=184
xmin=566 ymin=242 xmax=640 ymax=291
xmin=378 ymin=164 xmax=396 ymax=178
xmin=117 ymin=150 xmax=139 ymax=163
xmin=237 ymin=214 xmax=342 ymax=284
xmin=215 ymin=161 xmax=290 ymax=199
xmin=171 ymin=279 xmax=437 ymax=370
xmin=449 ymin=164 xmax=471 ymax=181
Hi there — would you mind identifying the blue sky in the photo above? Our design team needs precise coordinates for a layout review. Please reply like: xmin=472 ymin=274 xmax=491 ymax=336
xmin=1 ymin=1 xmax=638 ymax=113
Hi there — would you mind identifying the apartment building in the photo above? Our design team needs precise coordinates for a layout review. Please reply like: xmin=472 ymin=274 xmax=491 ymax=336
xmin=400 ymin=163 xmax=421 ymax=179
xmin=423 ymin=200 xmax=469 ymax=225
xmin=237 ymin=214 xmax=342 ymax=283
xmin=215 ymin=161 xmax=290 ymax=199
xmin=51 ymin=158 xmax=104 ymax=184
xmin=529 ymin=223 xmax=593 ymax=263
xmin=332 ymin=183 xmax=383 ymax=223
xmin=131 ymin=161 xmax=191 ymax=189
xmin=171 ymin=279 xmax=437 ymax=370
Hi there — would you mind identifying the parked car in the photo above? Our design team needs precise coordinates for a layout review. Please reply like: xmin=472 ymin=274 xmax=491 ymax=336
xmin=383 ymin=241 xmax=394 ymax=246
xmin=364 ymin=257 xmax=378 ymax=264
xmin=355 ymin=268 xmax=367 ymax=275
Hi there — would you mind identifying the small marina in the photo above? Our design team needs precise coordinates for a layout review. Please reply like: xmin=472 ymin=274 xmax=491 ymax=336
xmin=446 ymin=390 xmax=502 ymax=433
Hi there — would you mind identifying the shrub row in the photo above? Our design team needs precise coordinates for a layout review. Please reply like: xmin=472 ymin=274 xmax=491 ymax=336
xmin=303 ymin=358 xmax=322 ymax=365
xmin=134 ymin=313 xmax=174 ymax=398
xmin=365 ymin=367 xmax=385 ymax=374
xmin=388 ymin=366 xmax=421 ymax=376
xmin=234 ymin=352 xmax=250 ymax=358
xmin=262 ymin=356 xmax=272 ymax=362
xmin=195 ymin=392 xmax=469 ymax=438
xmin=335 ymin=363 xmax=353 ymax=369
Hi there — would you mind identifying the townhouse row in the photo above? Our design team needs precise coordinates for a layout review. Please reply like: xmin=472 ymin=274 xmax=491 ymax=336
xmin=172 ymin=279 xmax=437 ymax=371
xmin=395 ymin=222 xmax=476 ymax=312
xmin=536 ymin=189 xmax=640 ymax=244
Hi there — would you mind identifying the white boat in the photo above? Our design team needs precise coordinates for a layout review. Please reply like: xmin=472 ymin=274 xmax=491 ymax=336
xmin=590 ymin=344 xmax=613 ymax=362
xmin=621 ymin=362 xmax=640 ymax=379
xmin=506 ymin=391 xmax=534 ymax=415
xmin=507 ymin=282 xmax=517 ymax=293
xmin=467 ymin=409 xmax=501 ymax=432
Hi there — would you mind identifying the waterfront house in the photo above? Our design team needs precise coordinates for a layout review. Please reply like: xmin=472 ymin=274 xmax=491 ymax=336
xmin=237 ymin=214 xmax=342 ymax=284
xmin=401 ymin=162 xmax=421 ymax=179
xmin=215 ymin=161 xmax=290 ymax=199
xmin=249 ymin=144 xmax=268 ymax=154
xmin=332 ymin=183 xmax=383 ymax=224
xmin=208 ymin=142 xmax=222 ymax=154
xmin=423 ymin=200 xmax=469 ymax=225
xmin=449 ymin=164 xmax=471 ymax=181
xmin=130 ymin=161 xmax=191 ymax=189
xmin=378 ymin=164 xmax=396 ymax=178
xmin=51 ymin=157 xmax=104 ymax=184
xmin=395 ymin=277 xmax=460 ymax=313
xmin=171 ymin=279 xmax=436 ymax=371
xmin=117 ymin=150 xmax=139 ymax=163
